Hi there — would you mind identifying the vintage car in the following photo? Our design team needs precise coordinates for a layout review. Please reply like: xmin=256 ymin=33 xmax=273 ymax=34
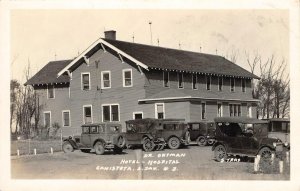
xmin=212 ymin=117 xmax=287 ymax=162
xmin=188 ymin=121 xmax=216 ymax=146
xmin=62 ymin=123 xmax=126 ymax=155
xmin=124 ymin=118 xmax=190 ymax=151
xmin=267 ymin=118 xmax=290 ymax=146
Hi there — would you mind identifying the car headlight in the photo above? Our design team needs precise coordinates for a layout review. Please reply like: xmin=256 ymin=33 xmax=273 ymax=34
xmin=273 ymin=142 xmax=277 ymax=147
xmin=284 ymin=142 xmax=289 ymax=147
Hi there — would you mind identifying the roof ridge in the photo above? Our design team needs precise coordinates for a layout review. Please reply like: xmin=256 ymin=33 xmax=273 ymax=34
xmin=101 ymin=38 xmax=221 ymax=58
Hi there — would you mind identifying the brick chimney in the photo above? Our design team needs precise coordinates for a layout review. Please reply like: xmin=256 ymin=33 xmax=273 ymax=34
xmin=104 ymin=30 xmax=116 ymax=40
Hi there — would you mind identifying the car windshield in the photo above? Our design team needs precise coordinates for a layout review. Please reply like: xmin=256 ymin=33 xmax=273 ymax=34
xmin=109 ymin=126 xmax=120 ymax=132
xmin=82 ymin=126 xmax=90 ymax=134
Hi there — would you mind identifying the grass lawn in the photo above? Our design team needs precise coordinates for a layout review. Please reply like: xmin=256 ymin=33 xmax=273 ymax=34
xmin=11 ymin=139 xmax=63 ymax=155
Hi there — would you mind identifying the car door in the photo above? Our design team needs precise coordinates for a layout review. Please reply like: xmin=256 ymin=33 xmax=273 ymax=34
xmin=81 ymin=126 xmax=91 ymax=147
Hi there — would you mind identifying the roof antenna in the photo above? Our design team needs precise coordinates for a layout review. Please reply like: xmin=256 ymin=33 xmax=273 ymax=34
xmin=200 ymin=46 xmax=202 ymax=53
xmin=216 ymin=49 xmax=218 ymax=55
xmin=77 ymin=49 xmax=80 ymax=56
xmin=149 ymin=21 xmax=153 ymax=45
xmin=132 ymin=33 xmax=135 ymax=43
xmin=179 ymin=42 xmax=181 ymax=50
xmin=157 ymin=38 xmax=160 ymax=46
xmin=54 ymin=52 xmax=57 ymax=61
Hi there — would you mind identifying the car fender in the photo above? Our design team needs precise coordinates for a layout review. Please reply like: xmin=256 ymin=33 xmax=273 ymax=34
xmin=64 ymin=139 xmax=78 ymax=149
xmin=93 ymin=139 xmax=106 ymax=147
xmin=141 ymin=135 xmax=154 ymax=144
xmin=256 ymin=145 xmax=275 ymax=155
xmin=212 ymin=141 xmax=227 ymax=151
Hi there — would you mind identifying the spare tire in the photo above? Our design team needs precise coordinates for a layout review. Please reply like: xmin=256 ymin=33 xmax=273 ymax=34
xmin=116 ymin=135 xmax=126 ymax=148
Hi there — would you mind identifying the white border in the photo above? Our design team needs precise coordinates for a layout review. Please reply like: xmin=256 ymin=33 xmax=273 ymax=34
xmin=101 ymin=103 xmax=120 ymax=122
xmin=81 ymin=72 xmax=91 ymax=90
xmin=101 ymin=70 xmax=111 ymax=89
xmin=43 ymin=111 xmax=51 ymax=127
xmin=83 ymin=104 xmax=93 ymax=124
xmin=122 ymin=68 xmax=133 ymax=87
xmin=133 ymin=111 xmax=143 ymax=119
xmin=62 ymin=110 xmax=71 ymax=127
xmin=155 ymin=103 xmax=165 ymax=119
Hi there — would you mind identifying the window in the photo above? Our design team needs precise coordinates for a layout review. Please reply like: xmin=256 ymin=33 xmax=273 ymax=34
xmin=102 ymin=104 xmax=120 ymax=122
xmin=192 ymin=74 xmax=197 ymax=90
xmin=178 ymin=73 xmax=184 ymax=89
xmin=48 ymin=85 xmax=55 ymax=99
xmin=155 ymin=103 xmax=165 ymax=119
xmin=241 ymin=79 xmax=246 ymax=92
xmin=133 ymin=112 xmax=143 ymax=119
xmin=123 ymin=69 xmax=132 ymax=87
xmin=44 ymin=111 xmax=51 ymax=128
xmin=201 ymin=103 xmax=206 ymax=119
xmin=247 ymin=105 xmax=252 ymax=117
xmin=206 ymin=76 xmax=211 ymax=90
xmin=217 ymin=103 xmax=222 ymax=117
xmin=62 ymin=110 xmax=70 ymax=127
xmin=229 ymin=104 xmax=241 ymax=117
xmin=163 ymin=71 xmax=169 ymax=88
xmin=230 ymin=78 xmax=235 ymax=92
xmin=81 ymin=73 xmax=90 ymax=90
xmin=191 ymin=124 xmax=200 ymax=130
xmin=218 ymin=77 xmax=223 ymax=91
xmin=101 ymin=71 xmax=111 ymax=89
xmin=83 ymin=105 xmax=92 ymax=124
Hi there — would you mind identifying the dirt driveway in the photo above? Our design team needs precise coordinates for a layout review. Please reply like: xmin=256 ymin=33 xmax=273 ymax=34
xmin=11 ymin=145 xmax=289 ymax=180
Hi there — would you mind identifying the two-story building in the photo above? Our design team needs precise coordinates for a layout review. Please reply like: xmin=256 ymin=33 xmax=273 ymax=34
xmin=25 ymin=30 xmax=259 ymax=135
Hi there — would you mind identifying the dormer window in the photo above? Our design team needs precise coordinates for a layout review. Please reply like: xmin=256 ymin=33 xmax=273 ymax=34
xmin=206 ymin=75 xmax=211 ymax=90
xmin=230 ymin=78 xmax=235 ymax=92
xmin=163 ymin=71 xmax=169 ymax=88
xmin=48 ymin=85 xmax=55 ymax=99
xmin=178 ymin=73 xmax=184 ymax=89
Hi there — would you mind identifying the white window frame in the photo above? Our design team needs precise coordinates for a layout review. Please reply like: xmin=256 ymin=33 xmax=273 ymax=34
xmin=133 ymin=111 xmax=144 ymax=119
xmin=122 ymin=69 xmax=133 ymax=87
xmin=247 ymin=104 xmax=252 ymax=118
xmin=241 ymin=78 xmax=246 ymax=93
xmin=47 ymin=84 xmax=55 ymax=99
xmin=83 ymin=105 xmax=93 ymax=124
xmin=192 ymin=74 xmax=198 ymax=90
xmin=102 ymin=103 xmax=120 ymax=122
xmin=229 ymin=103 xmax=241 ymax=117
xmin=218 ymin=76 xmax=223 ymax=91
xmin=206 ymin=75 xmax=211 ymax=91
xmin=155 ymin=103 xmax=165 ymax=119
xmin=81 ymin=72 xmax=91 ymax=90
xmin=62 ymin=110 xmax=71 ymax=127
xmin=43 ymin=111 xmax=51 ymax=127
xmin=163 ymin=71 xmax=170 ymax=88
xmin=230 ymin=78 xmax=235 ymax=92
xmin=217 ymin=102 xmax=223 ymax=117
xmin=101 ymin=71 xmax=111 ymax=89
xmin=201 ymin=102 xmax=206 ymax=120
xmin=177 ymin=72 xmax=184 ymax=89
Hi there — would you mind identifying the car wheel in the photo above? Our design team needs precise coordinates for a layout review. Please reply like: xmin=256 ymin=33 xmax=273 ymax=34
xmin=142 ymin=138 xmax=155 ymax=152
xmin=196 ymin=136 xmax=207 ymax=146
xmin=94 ymin=142 xmax=105 ymax=155
xmin=114 ymin=147 xmax=123 ymax=154
xmin=258 ymin=147 xmax=273 ymax=162
xmin=62 ymin=141 xmax=74 ymax=153
xmin=80 ymin=149 xmax=91 ymax=153
xmin=168 ymin=137 xmax=181 ymax=149
xmin=116 ymin=135 xmax=126 ymax=148
xmin=214 ymin=145 xmax=227 ymax=162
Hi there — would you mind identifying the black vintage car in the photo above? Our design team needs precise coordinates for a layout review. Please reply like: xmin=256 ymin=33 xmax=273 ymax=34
xmin=188 ymin=121 xmax=216 ymax=146
xmin=124 ymin=118 xmax=190 ymax=151
xmin=212 ymin=117 xmax=287 ymax=162
xmin=62 ymin=123 xmax=126 ymax=155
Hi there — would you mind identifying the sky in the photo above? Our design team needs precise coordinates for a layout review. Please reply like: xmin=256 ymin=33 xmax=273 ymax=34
xmin=10 ymin=9 xmax=289 ymax=83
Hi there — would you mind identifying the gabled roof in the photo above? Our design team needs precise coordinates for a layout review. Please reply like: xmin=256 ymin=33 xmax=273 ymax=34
xmin=25 ymin=60 xmax=72 ymax=86
xmin=102 ymin=39 xmax=259 ymax=79
xmin=57 ymin=37 xmax=258 ymax=79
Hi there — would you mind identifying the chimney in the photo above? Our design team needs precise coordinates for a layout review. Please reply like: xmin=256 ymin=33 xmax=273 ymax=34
xmin=104 ymin=30 xmax=116 ymax=40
